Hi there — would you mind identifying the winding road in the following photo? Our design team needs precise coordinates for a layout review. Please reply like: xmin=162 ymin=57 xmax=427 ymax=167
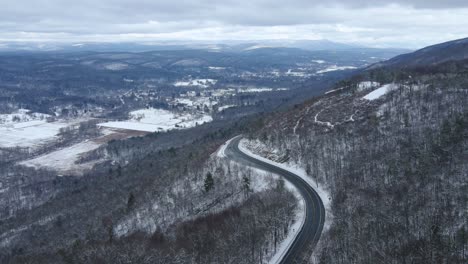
xmin=224 ymin=137 xmax=325 ymax=264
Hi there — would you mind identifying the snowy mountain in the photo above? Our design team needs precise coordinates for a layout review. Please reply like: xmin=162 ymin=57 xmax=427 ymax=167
xmin=242 ymin=40 xmax=468 ymax=263
xmin=0 ymin=38 xmax=466 ymax=264
xmin=368 ymin=37 xmax=468 ymax=69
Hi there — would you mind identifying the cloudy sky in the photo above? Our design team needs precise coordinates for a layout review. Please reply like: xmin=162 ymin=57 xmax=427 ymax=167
xmin=1 ymin=0 xmax=468 ymax=48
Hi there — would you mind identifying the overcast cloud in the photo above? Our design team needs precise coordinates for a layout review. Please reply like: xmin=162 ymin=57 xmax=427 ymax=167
xmin=1 ymin=0 xmax=468 ymax=48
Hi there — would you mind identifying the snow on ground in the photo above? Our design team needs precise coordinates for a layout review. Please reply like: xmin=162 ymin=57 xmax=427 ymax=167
xmin=98 ymin=108 xmax=212 ymax=132
xmin=312 ymin=60 xmax=326 ymax=64
xmin=174 ymin=98 xmax=195 ymax=106
xmin=218 ymin=105 xmax=236 ymax=111
xmin=208 ymin=66 xmax=226 ymax=70
xmin=314 ymin=109 xmax=334 ymax=129
xmin=362 ymin=83 xmax=397 ymax=100
xmin=0 ymin=109 xmax=51 ymax=124
xmin=285 ymin=69 xmax=310 ymax=77
xmin=103 ymin=63 xmax=128 ymax=71
xmin=357 ymin=81 xmax=380 ymax=92
xmin=215 ymin=137 xmax=235 ymax=159
xmin=19 ymin=141 xmax=100 ymax=174
xmin=325 ymin=87 xmax=345 ymax=94
xmin=211 ymin=88 xmax=236 ymax=97
xmin=244 ymin=45 xmax=274 ymax=50
xmin=173 ymin=79 xmax=217 ymax=88
xmin=239 ymin=139 xmax=332 ymax=228
xmin=317 ymin=65 xmax=357 ymax=74
xmin=174 ymin=97 xmax=218 ymax=109
xmin=238 ymin=88 xmax=273 ymax=93
xmin=238 ymin=139 xmax=331 ymax=264
xmin=269 ymin=190 xmax=305 ymax=264
xmin=0 ymin=120 xmax=69 ymax=148
xmin=215 ymin=137 xmax=306 ymax=264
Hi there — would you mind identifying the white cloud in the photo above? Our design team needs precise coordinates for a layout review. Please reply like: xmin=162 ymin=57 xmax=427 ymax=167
xmin=0 ymin=1 xmax=467 ymax=48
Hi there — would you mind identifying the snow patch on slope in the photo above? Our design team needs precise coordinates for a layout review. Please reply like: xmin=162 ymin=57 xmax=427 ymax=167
xmin=363 ymin=83 xmax=397 ymax=100
xmin=317 ymin=65 xmax=357 ymax=74
xmin=19 ymin=141 xmax=100 ymax=174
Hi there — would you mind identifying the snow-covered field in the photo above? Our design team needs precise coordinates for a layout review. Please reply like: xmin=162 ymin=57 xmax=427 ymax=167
xmin=98 ymin=108 xmax=212 ymax=132
xmin=0 ymin=119 xmax=69 ymax=149
xmin=19 ymin=141 xmax=101 ymax=174
xmin=312 ymin=60 xmax=326 ymax=64
xmin=208 ymin=66 xmax=226 ymax=70
xmin=317 ymin=65 xmax=357 ymax=74
xmin=174 ymin=79 xmax=217 ymax=88
xmin=363 ymin=83 xmax=397 ymax=100
xmin=0 ymin=109 xmax=51 ymax=124
xmin=103 ymin=62 xmax=128 ymax=71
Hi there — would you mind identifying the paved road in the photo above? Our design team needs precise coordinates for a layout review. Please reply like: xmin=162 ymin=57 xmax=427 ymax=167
xmin=224 ymin=137 xmax=325 ymax=264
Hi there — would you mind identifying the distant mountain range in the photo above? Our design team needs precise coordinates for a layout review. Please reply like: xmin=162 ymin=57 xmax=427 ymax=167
xmin=0 ymin=39 xmax=410 ymax=54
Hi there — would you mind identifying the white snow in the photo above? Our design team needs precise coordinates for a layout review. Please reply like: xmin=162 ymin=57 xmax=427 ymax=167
xmin=239 ymin=139 xmax=331 ymax=213
xmin=215 ymin=137 xmax=234 ymax=158
xmin=244 ymin=45 xmax=273 ymax=50
xmin=238 ymin=139 xmax=332 ymax=263
xmin=325 ymin=87 xmax=345 ymax=94
xmin=286 ymin=69 xmax=308 ymax=77
xmin=357 ymin=81 xmax=380 ymax=92
xmin=317 ymin=65 xmax=357 ymax=74
xmin=174 ymin=98 xmax=195 ymax=106
xmin=312 ymin=60 xmax=326 ymax=64
xmin=97 ymin=108 xmax=212 ymax=132
xmin=218 ymin=105 xmax=236 ymax=111
xmin=19 ymin=141 xmax=100 ymax=173
xmin=362 ymin=84 xmax=397 ymax=101
xmin=269 ymin=190 xmax=305 ymax=264
xmin=0 ymin=120 xmax=69 ymax=148
xmin=0 ymin=109 xmax=51 ymax=124
xmin=174 ymin=79 xmax=217 ymax=88
xmin=238 ymin=88 xmax=273 ymax=93
xmin=215 ymin=137 xmax=306 ymax=264
xmin=103 ymin=63 xmax=128 ymax=71
xmin=314 ymin=109 xmax=334 ymax=129
xmin=208 ymin=66 xmax=226 ymax=70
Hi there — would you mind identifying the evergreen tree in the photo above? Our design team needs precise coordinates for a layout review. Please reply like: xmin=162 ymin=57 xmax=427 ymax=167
xmin=127 ymin=192 xmax=135 ymax=212
xmin=242 ymin=175 xmax=251 ymax=196
xmin=204 ymin=172 xmax=214 ymax=192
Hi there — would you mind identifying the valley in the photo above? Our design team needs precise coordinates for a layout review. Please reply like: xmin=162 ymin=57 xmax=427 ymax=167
xmin=0 ymin=37 xmax=467 ymax=264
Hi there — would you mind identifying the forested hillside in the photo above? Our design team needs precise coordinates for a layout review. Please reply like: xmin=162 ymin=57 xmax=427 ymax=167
xmin=1 ymin=118 xmax=299 ymax=263
xmin=245 ymin=54 xmax=468 ymax=263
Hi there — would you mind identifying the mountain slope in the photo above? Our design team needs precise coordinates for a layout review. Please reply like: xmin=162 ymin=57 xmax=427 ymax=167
xmin=369 ymin=37 xmax=468 ymax=69
xmin=243 ymin=41 xmax=468 ymax=263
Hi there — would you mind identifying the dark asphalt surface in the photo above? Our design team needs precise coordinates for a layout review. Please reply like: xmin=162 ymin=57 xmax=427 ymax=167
xmin=224 ymin=137 xmax=325 ymax=264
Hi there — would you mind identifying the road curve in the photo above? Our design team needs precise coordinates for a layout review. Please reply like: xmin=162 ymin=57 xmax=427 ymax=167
xmin=224 ymin=137 xmax=325 ymax=264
